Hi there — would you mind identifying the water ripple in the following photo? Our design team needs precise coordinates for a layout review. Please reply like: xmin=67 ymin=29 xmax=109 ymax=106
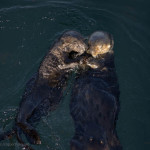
xmin=0 ymin=1 xmax=71 ymax=13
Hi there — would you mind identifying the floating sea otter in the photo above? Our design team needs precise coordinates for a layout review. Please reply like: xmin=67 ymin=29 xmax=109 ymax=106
xmin=0 ymin=31 xmax=87 ymax=149
xmin=70 ymin=31 xmax=122 ymax=150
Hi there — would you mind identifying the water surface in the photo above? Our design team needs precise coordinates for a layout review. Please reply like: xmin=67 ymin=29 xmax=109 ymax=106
xmin=0 ymin=0 xmax=150 ymax=150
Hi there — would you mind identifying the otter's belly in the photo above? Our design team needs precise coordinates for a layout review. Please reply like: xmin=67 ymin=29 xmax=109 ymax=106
xmin=70 ymin=75 xmax=122 ymax=150
xmin=70 ymin=79 xmax=117 ymax=130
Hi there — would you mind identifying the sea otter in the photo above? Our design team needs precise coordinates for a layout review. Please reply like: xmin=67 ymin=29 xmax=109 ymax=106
xmin=70 ymin=31 xmax=122 ymax=150
xmin=0 ymin=31 xmax=87 ymax=148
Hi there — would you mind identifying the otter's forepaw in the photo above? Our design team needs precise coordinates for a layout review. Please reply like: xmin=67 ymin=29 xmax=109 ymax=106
xmin=58 ymin=62 xmax=79 ymax=70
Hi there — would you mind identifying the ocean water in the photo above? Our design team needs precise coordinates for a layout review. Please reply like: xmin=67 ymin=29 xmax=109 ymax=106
xmin=0 ymin=0 xmax=150 ymax=150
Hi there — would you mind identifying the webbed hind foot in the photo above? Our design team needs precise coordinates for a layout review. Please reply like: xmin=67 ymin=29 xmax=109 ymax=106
xmin=16 ymin=122 xmax=41 ymax=145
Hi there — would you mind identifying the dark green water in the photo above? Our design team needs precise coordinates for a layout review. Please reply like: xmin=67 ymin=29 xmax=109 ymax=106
xmin=0 ymin=0 xmax=150 ymax=150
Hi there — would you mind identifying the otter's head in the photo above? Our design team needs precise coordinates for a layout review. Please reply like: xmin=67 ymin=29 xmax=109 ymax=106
xmin=70 ymin=123 xmax=110 ymax=150
xmin=61 ymin=30 xmax=87 ymax=57
xmin=87 ymin=31 xmax=114 ymax=58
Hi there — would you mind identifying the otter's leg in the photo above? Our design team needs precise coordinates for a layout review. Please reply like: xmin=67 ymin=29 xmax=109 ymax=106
xmin=16 ymin=84 xmax=51 ymax=144
xmin=16 ymin=74 xmax=42 ymax=145
xmin=16 ymin=97 xmax=42 ymax=145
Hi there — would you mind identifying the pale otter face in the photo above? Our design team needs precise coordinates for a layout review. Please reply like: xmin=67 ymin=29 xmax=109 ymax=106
xmin=62 ymin=30 xmax=87 ymax=56
xmin=87 ymin=31 xmax=114 ymax=58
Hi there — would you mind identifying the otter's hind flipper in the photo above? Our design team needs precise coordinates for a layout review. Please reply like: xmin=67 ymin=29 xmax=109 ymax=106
xmin=17 ymin=122 xmax=41 ymax=145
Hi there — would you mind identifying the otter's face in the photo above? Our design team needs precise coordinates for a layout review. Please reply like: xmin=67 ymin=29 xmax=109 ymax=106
xmin=62 ymin=30 xmax=87 ymax=56
xmin=70 ymin=123 xmax=110 ymax=150
xmin=87 ymin=31 xmax=114 ymax=58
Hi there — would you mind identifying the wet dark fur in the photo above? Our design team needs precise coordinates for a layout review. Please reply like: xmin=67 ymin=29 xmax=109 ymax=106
xmin=0 ymin=31 xmax=86 ymax=149
xmin=70 ymin=52 xmax=122 ymax=150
